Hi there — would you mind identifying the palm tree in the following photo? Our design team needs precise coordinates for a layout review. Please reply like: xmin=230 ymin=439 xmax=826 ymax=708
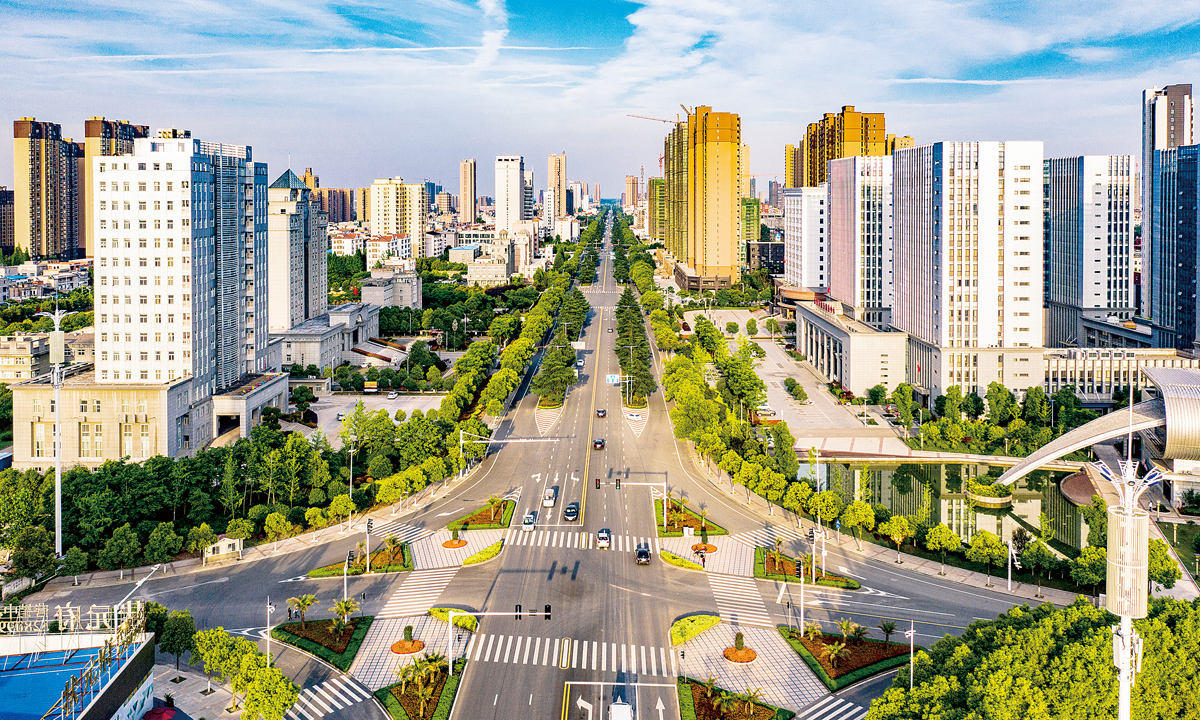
xmin=421 ymin=651 xmax=448 ymax=682
xmin=804 ymin=622 xmax=824 ymax=641
xmin=742 ymin=687 xmax=764 ymax=714
xmin=836 ymin=617 xmax=858 ymax=643
xmin=877 ymin=621 xmax=897 ymax=647
xmin=417 ymin=683 xmax=435 ymax=716
xmin=355 ymin=540 xmax=368 ymax=569
xmin=774 ymin=536 xmax=784 ymax=570
xmin=330 ymin=598 xmax=360 ymax=625
xmin=850 ymin=624 xmax=870 ymax=645
xmin=395 ymin=658 xmax=419 ymax=694
xmin=713 ymin=692 xmax=737 ymax=715
xmin=821 ymin=641 xmax=850 ymax=670
xmin=701 ymin=673 xmax=719 ymax=700
xmin=486 ymin=494 xmax=502 ymax=521
xmin=699 ymin=508 xmax=708 ymax=532
xmin=286 ymin=594 xmax=318 ymax=630
xmin=383 ymin=534 xmax=401 ymax=565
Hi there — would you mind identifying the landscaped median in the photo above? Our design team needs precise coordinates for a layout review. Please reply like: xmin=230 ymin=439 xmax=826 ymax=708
xmin=428 ymin=607 xmax=478 ymax=632
xmin=307 ymin=544 xmax=413 ymax=578
xmin=271 ymin=615 xmax=374 ymax=671
xmin=778 ymin=625 xmax=915 ymax=691
xmin=661 ymin=551 xmax=704 ymax=571
xmin=375 ymin=657 xmax=467 ymax=720
xmin=676 ymin=676 xmax=795 ymax=720
xmin=752 ymin=547 xmax=860 ymax=589
xmin=670 ymin=615 xmax=721 ymax=646
xmin=462 ymin=540 xmax=503 ymax=565
xmin=446 ymin=499 xmax=515 ymax=531
xmin=655 ymin=499 xmax=728 ymax=538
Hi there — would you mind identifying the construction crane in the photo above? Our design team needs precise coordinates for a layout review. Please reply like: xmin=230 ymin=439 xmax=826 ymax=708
xmin=626 ymin=113 xmax=676 ymax=124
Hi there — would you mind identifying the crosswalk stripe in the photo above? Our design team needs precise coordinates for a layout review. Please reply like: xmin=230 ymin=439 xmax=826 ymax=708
xmin=503 ymin=635 xmax=513 ymax=663
xmin=311 ymin=685 xmax=344 ymax=710
xmin=333 ymin=677 xmax=371 ymax=701
xmin=298 ymin=691 xmax=332 ymax=716
xmin=378 ymin=567 xmax=459 ymax=618
xmin=708 ymin=574 xmax=775 ymax=627
xmin=511 ymin=636 xmax=521 ymax=663
xmin=649 ymin=645 xmax=656 ymax=675
xmin=798 ymin=697 xmax=868 ymax=720
xmin=483 ymin=634 xmax=495 ymax=661
xmin=524 ymin=636 xmax=534 ymax=664
xmin=543 ymin=636 xmax=552 ymax=665
xmin=321 ymin=681 xmax=354 ymax=706
xmin=660 ymin=647 xmax=669 ymax=676
xmin=465 ymin=635 xmax=476 ymax=659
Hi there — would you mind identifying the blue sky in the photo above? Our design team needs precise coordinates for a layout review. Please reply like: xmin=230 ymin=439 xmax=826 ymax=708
xmin=2 ymin=1 xmax=1200 ymax=196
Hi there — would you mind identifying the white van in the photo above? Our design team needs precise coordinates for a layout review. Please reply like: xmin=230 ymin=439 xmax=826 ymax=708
xmin=542 ymin=487 xmax=557 ymax=508
xmin=609 ymin=700 xmax=634 ymax=720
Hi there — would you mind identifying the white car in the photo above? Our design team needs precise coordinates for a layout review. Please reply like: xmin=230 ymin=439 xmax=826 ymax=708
xmin=387 ymin=391 xmax=398 ymax=399
xmin=625 ymin=412 xmax=642 ymax=421
xmin=608 ymin=700 xmax=633 ymax=720
xmin=522 ymin=511 xmax=537 ymax=532
xmin=596 ymin=528 xmax=611 ymax=548
xmin=542 ymin=488 xmax=557 ymax=508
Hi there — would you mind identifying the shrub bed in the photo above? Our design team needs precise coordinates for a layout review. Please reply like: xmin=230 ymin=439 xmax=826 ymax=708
xmin=271 ymin=616 xmax=374 ymax=671
xmin=462 ymin=540 xmax=503 ymax=565
xmin=670 ymin=615 xmax=720 ymax=646
xmin=753 ymin=547 xmax=860 ymax=589
xmin=308 ymin=544 xmax=412 ymax=577
xmin=655 ymin=499 xmax=728 ymax=537
xmin=428 ymin=607 xmax=478 ymax=632
xmin=375 ymin=657 xmax=466 ymax=720
xmin=447 ymin=500 xmax=514 ymax=531
xmin=778 ymin=626 xmax=914 ymax=691
xmin=677 ymin=677 xmax=795 ymax=720
xmin=661 ymin=551 xmax=703 ymax=571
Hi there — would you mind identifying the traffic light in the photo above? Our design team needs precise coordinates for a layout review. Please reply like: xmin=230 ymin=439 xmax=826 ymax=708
xmin=347 ymin=550 xmax=355 ymax=564
xmin=806 ymin=528 xmax=816 ymax=543
xmin=596 ymin=478 xmax=601 ymax=489
xmin=367 ymin=518 xmax=374 ymax=534
xmin=615 ymin=477 xmax=621 ymax=489
xmin=544 ymin=604 xmax=551 ymax=620
xmin=516 ymin=604 xmax=522 ymax=620
xmin=795 ymin=560 xmax=803 ymax=578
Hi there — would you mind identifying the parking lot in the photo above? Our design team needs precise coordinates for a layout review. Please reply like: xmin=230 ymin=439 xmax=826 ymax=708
xmin=306 ymin=393 xmax=446 ymax=446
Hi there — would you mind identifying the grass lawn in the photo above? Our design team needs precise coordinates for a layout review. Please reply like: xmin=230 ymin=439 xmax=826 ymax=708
xmin=753 ymin=547 xmax=860 ymax=589
xmin=308 ymin=544 xmax=412 ymax=578
xmin=462 ymin=540 xmax=503 ymax=565
xmin=677 ymin=677 xmax=794 ymax=720
xmin=670 ymin=615 xmax=720 ymax=646
xmin=778 ymin=626 xmax=914 ymax=691
xmin=447 ymin=500 xmax=515 ymax=531
xmin=375 ymin=658 xmax=466 ymax=720
xmin=272 ymin=616 xmax=374 ymax=671
xmin=1159 ymin=520 xmax=1200 ymax=581
xmin=655 ymin=499 xmax=728 ymax=538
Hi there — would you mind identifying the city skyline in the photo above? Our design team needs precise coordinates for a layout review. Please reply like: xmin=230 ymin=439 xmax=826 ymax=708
xmin=4 ymin=2 xmax=1200 ymax=194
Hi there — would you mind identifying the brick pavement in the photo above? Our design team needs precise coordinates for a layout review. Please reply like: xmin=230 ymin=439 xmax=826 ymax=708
xmin=677 ymin=623 xmax=826 ymax=712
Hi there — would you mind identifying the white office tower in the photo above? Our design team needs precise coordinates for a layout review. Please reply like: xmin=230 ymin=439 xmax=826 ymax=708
xmin=495 ymin=155 xmax=525 ymax=233
xmin=93 ymin=131 xmax=269 ymax=392
xmin=370 ymin=177 xmax=428 ymax=259
xmin=1141 ymin=85 xmax=1193 ymax=316
xmin=1044 ymin=156 xmax=1135 ymax=347
xmin=781 ymin=186 xmax=828 ymax=290
xmin=543 ymin=188 xmax=557 ymax=229
xmin=893 ymin=141 xmax=1045 ymax=399
xmin=268 ymin=169 xmax=327 ymax=332
xmin=459 ymin=158 xmax=477 ymax=224
xmin=828 ymin=155 xmax=894 ymax=329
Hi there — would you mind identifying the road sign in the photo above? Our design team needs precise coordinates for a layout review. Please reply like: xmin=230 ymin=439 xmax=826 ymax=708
xmin=606 ymin=374 xmax=620 ymax=384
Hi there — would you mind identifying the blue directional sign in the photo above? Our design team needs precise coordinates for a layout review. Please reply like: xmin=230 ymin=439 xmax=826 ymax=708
xmin=606 ymin=374 xmax=620 ymax=384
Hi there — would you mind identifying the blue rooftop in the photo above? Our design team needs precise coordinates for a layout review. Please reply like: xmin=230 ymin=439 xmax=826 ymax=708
xmin=0 ymin=648 xmax=104 ymax=720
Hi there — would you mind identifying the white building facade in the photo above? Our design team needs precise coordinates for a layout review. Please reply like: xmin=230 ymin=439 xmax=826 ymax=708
xmin=781 ymin=186 xmax=828 ymax=290
xmin=495 ymin=155 xmax=526 ymax=233
xmin=828 ymin=155 xmax=893 ymax=329
xmin=267 ymin=169 xmax=327 ymax=332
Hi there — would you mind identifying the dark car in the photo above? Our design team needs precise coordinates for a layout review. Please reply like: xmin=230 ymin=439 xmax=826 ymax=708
xmin=680 ymin=321 xmax=691 ymax=331
xmin=563 ymin=502 xmax=579 ymax=522
xmin=635 ymin=547 xmax=651 ymax=565
xmin=596 ymin=409 xmax=607 ymax=418
xmin=593 ymin=438 xmax=605 ymax=450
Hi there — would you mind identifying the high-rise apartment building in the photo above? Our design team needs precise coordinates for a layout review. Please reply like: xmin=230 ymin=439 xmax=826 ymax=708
xmin=1044 ymin=156 xmax=1135 ymax=347
xmin=436 ymin=191 xmax=453 ymax=216
xmin=662 ymin=106 xmax=742 ymax=290
xmin=792 ymin=106 xmax=913 ymax=189
xmin=523 ymin=173 xmax=535 ymax=221
xmin=624 ymin=175 xmax=640 ymax=208
xmin=547 ymin=154 xmax=566 ymax=218
xmin=13 ymin=118 xmax=84 ymax=259
xmin=739 ymin=197 xmax=760 ymax=267
xmin=1147 ymin=145 xmax=1200 ymax=350
xmin=83 ymin=118 xmax=149 ymax=258
xmin=893 ymin=141 xmax=1045 ymax=399
xmin=784 ymin=144 xmax=801 ymax=188
xmin=767 ymin=180 xmax=781 ymax=208
xmin=268 ymin=169 xmax=328 ymax=332
xmin=355 ymin=186 xmax=371 ymax=223
xmin=495 ymin=156 xmax=525 ymax=233
xmin=781 ymin=186 xmax=828 ymax=290
xmin=459 ymin=159 xmax=477 ymax=224
xmin=370 ymin=178 xmax=428 ymax=259
xmin=647 ymin=178 xmax=666 ymax=244
xmin=828 ymin=155 xmax=893 ymax=329
xmin=1142 ymin=84 xmax=1193 ymax=317
xmin=314 ymin=187 xmax=353 ymax=223
xmin=886 ymin=134 xmax=915 ymax=155
xmin=0 ymin=186 xmax=12 ymax=254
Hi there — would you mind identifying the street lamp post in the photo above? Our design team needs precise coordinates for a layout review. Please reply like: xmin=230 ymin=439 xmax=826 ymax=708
xmin=905 ymin=621 xmax=916 ymax=690
xmin=266 ymin=596 xmax=276 ymax=664
xmin=35 ymin=305 xmax=77 ymax=558
xmin=347 ymin=432 xmax=357 ymax=529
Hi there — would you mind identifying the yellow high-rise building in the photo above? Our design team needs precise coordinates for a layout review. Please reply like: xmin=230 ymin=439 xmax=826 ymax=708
xmin=647 ymin=177 xmax=666 ymax=243
xmin=663 ymin=105 xmax=742 ymax=290
xmin=370 ymin=177 xmax=427 ymax=258
xmin=13 ymin=118 xmax=84 ymax=259
xmin=886 ymin=133 xmax=915 ymax=154
xmin=800 ymin=105 xmax=889 ymax=187
xmin=546 ymin=153 xmax=566 ymax=218
xmin=783 ymin=143 xmax=802 ymax=188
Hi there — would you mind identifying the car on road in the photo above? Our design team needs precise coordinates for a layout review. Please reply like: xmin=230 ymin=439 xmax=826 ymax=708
xmin=804 ymin=399 xmax=814 ymax=405
xmin=387 ymin=391 xmax=398 ymax=399
xmin=609 ymin=700 xmax=633 ymax=720
xmin=596 ymin=409 xmax=606 ymax=418
xmin=577 ymin=360 xmax=585 ymax=368
xmin=607 ymin=327 xmax=613 ymax=333
xmin=593 ymin=438 xmax=605 ymax=450
xmin=336 ymin=412 xmax=346 ymax=421
xmin=680 ymin=321 xmax=691 ymax=331
xmin=635 ymin=547 xmax=651 ymax=565
xmin=542 ymin=487 xmax=557 ymax=507
xmin=596 ymin=528 xmax=611 ymax=549
xmin=625 ymin=412 xmax=642 ymax=421
xmin=757 ymin=406 xmax=777 ymax=416
xmin=563 ymin=502 xmax=579 ymax=522
xmin=522 ymin=511 xmax=537 ymax=532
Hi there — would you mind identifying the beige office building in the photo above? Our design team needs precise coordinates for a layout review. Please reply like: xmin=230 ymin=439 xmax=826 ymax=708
xmin=268 ymin=169 xmax=328 ymax=332
xmin=355 ymin=185 xmax=371 ymax=223
xmin=624 ymin=175 xmax=639 ymax=208
xmin=82 ymin=118 xmax=148 ymax=257
xmin=459 ymin=159 xmax=477 ymax=223
xmin=370 ymin=178 xmax=428 ymax=259
xmin=0 ymin=334 xmax=50 ymax=381
xmin=547 ymin=154 xmax=566 ymax=218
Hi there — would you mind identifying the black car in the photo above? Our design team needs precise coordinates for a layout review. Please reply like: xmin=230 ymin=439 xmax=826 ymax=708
xmin=593 ymin=438 xmax=605 ymax=450
xmin=563 ymin=502 xmax=579 ymax=522
xmin=635 ymin=547 xmax=651 ymax=565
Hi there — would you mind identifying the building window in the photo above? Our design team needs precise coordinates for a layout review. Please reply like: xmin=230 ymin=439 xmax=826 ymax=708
xmin=94 ymin=400 xmax=101 ymax=413
xmin=94 ymin=424 xmax=103 ymax=454
xmin=123 ymin=424 xmax=133 ymax=457
xmin=80 ymin=424 xmax=91 ymax=458
xmin=79 ymin=399 xmax=87 ymax=413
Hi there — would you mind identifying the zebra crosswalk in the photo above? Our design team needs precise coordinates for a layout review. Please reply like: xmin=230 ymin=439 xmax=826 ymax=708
xmin=377 ymin=567 xmax=459 ymax=619
xmin=363 ymin=519 xmax=436 ymax=544
xmin=731 ymin=524 xmax=807 ymax=551
xmin=708 ymin=574 xmax=775 ymax=628
xmin=504 ymin=528 xmax=658 ymax=553
xmin=285 ymin=675 xmax=373 ymax=720
xmin=465 ymin=633 xmax=677 ymax=677
xmin=796 ymin=696 xmax=868 ymax=720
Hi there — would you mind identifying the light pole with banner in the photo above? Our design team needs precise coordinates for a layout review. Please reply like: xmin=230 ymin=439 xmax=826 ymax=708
xmin=266 ymin=597 xmax=276 ymax=663
xmin=905 ymin=621 xmax=916 ymax=690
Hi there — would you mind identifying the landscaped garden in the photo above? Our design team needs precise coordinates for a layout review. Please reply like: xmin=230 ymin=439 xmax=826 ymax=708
xmin=307 ymin=542 xmax=412 ymax=577
xmin=271 ymin=597 xmax=372 ymax=671
xmin=677 ymin=676 xmax=794 ymax=720
xmin=446 ymin=497 xmax=514 ymax=531
xmin=375 ymin=655 xmax=466 ymax=720
xmin=462 ymin=540 xmax=503 ymax=565
xmin=753 ymin=547 xmax=860 ymax=589
xmin=779 ymin=621 xmax=913 ymax=691
xmin=655 ymin=499 xmax=728 ymax=537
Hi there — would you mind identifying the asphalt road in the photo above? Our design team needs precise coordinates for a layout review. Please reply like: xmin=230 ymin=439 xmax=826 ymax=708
xmin=32 ymin=213 xmax=1039 ymax=720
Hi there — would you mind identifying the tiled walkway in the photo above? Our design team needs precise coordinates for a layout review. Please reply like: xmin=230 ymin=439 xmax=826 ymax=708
xmin=409 ymin=529 xmax=506 ymax=569
xmin=677 ymin=624 xmax=825 ymax=712
xmin=659 ymin=536 xmax=754 ymax=577
xmin=350 ymin=615 xmax=471 ymax=691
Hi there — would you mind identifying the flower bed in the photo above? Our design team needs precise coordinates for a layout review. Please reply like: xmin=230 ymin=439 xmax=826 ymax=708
xmin=753 ymin=547 xmax=860 ymax=589
xmin=376 ymin=657 xmax=466 ymax=720
xmin=447 ymin=500 xmax=514 ymax=531
xmin=655 ymin=499 xmax=728 ymax=537
xmin=308 ymin=545 xmax=412 ymax=577
xmin=271 ymin=616 xmax=374 ymax=671
xmin=677 ymin=677 xmax=795 ymax=720
xmin=778 ymin=627 xmax=914 ymax=691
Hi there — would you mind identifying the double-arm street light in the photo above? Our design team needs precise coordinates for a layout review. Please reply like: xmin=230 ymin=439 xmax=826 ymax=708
xmin=35 ymin=306 xmax=78 ymax=557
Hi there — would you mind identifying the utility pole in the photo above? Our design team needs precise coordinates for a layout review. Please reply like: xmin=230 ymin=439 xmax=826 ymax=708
xmin=35 ymin=303 xmax=77 ymax=557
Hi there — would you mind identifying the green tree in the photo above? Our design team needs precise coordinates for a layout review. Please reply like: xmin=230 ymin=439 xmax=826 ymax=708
xmin=226 ymin=517 xmax=255 ymax=540
xmin=290 ymin=385 xmax=316 ymax=414
xmin=187 ymin=523 xmax=219 ymax=554
xmin=1021 ymin=540 xmax=1056 ymax=596
xmin=144 ymin=602 xmax=170 ymax=644
xmin=965 ymin=530 xmax=1007 ymax=586
xmin=329 ymin=494 xmax=355 ymax=530
xmin=867 ymin=384 xmax=888 ymax=406
xmin=1148 ymin=538 xmax=1182 ymax=590
xmin=745 ymin=318 xmax=758 ymax=336
xmin=986 ymin=381 xmax=1016 ymax=424
xmin=807 ymin=490 xmax=845 ymax=527
xmin=241 ymin=663 xmax=299 ymax=720
xmin=878 ymin=516 xmax=911 ymax=562
xmin=1081 ymin=495 xmax=1108 ymax=547
xmin=1071 ymin=545 xmax=1107 ymax=595
xmin=264 ymin=512 xmax=290 ymax=546
xmin=144 ymin=521 xmax=184 ymax=564
xmin=367 ymin=454 xmax=393 ymax=479
xmin=10 ymin=525 xmax=54 ymax=581
xmin=287 ymin=594 xmax=318 ymax=630
xmin=161 ymin=609 xmax=197 ymax=676
xmin=840 ymin=500 xmax=876 ymax=550
xmin=98 ymin=523 xmax=142 ymax=579
xmin=725 ymin=321 xmax=739 ymax=335
xmin=62 ymin=546 xmax=88 ymax=585
xmin=1022 ymin=386 xmax=1051 ymax=426
xmin=924 ymin=523 xmax=962 ymax=575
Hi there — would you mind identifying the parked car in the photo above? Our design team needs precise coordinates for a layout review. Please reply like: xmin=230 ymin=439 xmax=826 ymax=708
xmin=593 ymin=438 xmax=605 ymax=450
xmin=635 ymin=547 xmax=651 ymax=565
xmin=522 ymin=511 xmax=537 ymax=532
xmin=596 ymin=529 xmax=611 ymax=549
xmin=387 ymin=391 xmax=398 ymax=399
xmin=563 ymin=502 xmax=579 ymax=522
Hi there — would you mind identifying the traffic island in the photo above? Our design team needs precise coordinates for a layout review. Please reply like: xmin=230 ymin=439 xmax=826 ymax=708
xmin=753 ymin=548 xmax=860 ymax=589
xmin=271 ymin=615 xmax=374 ymax=671
xmin=677 ymin=676 xmax=795 ymax=720
xmin=778 ymin=626 xmax=915 ymax=691
xmin=671 ymin=615 xmax=721 ymax=645
xmin=446 ymin=500 xmax=515 ymax=531
xmin=307 ymin=545 xmax=413 ymax=577
xmin=391 ymin=625 xmax=425 ymax=655
xmin=655 ymin=499 xmax=728 ymax=537
xmin=723 ymin=632 xmax=757 ymax=664
xmin=375 ymin=657 xmax=467 ymax=720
